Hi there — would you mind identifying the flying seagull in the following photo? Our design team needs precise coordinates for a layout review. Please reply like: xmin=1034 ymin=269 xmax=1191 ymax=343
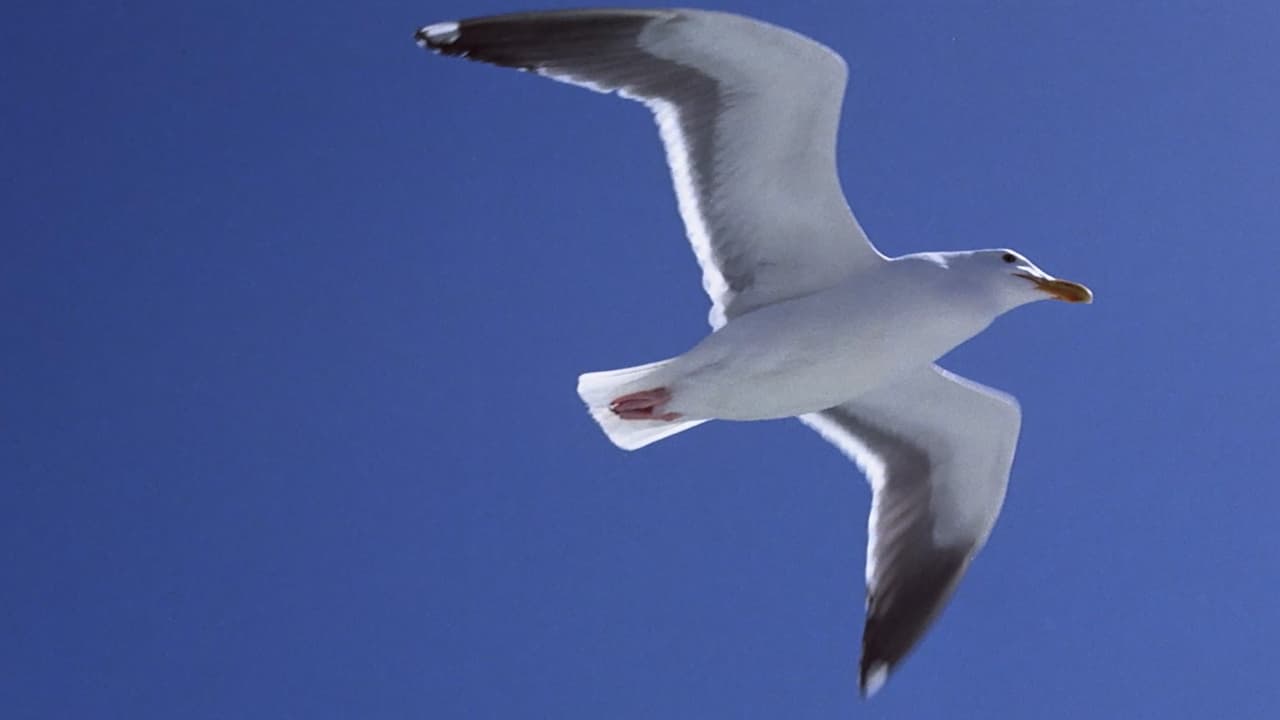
xmin=415 ymin=8 xmax=1091 ymax=696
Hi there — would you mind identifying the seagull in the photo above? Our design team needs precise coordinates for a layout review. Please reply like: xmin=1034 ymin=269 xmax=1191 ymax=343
xmin=416 ymin=8 xmax=1091 ymax=697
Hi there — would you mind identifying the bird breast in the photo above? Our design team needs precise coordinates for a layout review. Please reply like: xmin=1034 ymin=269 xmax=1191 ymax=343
xmin=663 ymin=273 xmax=995 ymax=420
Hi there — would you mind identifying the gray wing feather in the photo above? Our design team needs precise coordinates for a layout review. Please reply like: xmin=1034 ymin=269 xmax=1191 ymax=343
xmin=417 ymin=9 xmax=883 ymax=327
xmin=801 ymin=365 xmax=1021 ymax=696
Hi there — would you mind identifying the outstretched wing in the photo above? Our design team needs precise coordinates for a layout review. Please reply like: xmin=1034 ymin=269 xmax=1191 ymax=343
xmin=417 ymin=9 xmax=884 ymax=327
xmin=801 ymin=365 xmax=1022 ymax=696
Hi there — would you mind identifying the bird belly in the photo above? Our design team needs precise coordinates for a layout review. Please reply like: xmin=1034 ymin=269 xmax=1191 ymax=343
xmin=662 ymin=285 xmax=989 ymax=421
xmin=667 ymin=337 xmax=924 ymax=420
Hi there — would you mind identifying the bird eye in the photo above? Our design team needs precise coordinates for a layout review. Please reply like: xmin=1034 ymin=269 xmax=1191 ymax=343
xmin=1001 ymin=253 xmax=1018 ymax=264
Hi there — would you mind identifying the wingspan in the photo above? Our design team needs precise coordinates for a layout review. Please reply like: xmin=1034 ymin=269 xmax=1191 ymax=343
xmin=417 ymin=9 xmax=884 ymax=327
xmin=801 ymin=365 xmax=1022 ymax=696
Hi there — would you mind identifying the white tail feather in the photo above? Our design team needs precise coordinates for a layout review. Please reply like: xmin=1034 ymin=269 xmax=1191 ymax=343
xmin=577 ymin=358 xmax=706 ymax=451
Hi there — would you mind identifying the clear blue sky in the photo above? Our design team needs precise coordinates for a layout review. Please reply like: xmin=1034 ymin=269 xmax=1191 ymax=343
xmin=5 ymin=1 xmax=1280 ymax=717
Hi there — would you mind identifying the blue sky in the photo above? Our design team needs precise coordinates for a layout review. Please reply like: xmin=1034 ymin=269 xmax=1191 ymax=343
xmin=5 ymin=1 xmax=1280 ymax=717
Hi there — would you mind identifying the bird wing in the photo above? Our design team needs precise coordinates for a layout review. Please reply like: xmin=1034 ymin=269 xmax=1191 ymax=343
xmin=800 ymin=364 xmax=1022 ymax=696
xmin=417 ymin=9 xmax=884 ymax=328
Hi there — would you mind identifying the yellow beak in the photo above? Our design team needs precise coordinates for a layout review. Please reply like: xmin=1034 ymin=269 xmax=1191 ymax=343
xmin=1016 ymin=273 xmax=1093 ymax=303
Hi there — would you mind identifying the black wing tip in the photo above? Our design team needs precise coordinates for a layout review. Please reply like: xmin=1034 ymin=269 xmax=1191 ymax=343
xmin=414 ymin=10 xmax=674 ymax=56
xmin=859 ymin=658 xmax=892 ymax=698
xmin=414 ymin=21 xmax=462 ymax=53
xmin=857 ymin=548 xmax=972 ymax=698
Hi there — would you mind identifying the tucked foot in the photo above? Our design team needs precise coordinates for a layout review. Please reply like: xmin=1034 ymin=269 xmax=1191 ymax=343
xmin=609 ymin=387 xmax=682 ymax=421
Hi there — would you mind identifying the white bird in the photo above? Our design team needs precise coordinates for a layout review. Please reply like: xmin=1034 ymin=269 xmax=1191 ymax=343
xmin=416 ymin=8 xmax=1091 ymax=696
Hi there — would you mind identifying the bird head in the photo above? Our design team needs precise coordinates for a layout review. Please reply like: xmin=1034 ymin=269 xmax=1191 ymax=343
xmin=961 ymin=249 xmax=1092 ymax=310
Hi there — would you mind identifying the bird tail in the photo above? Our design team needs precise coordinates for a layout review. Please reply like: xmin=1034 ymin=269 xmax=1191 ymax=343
xmin=577 ymin=358 xmax=706 ymax=451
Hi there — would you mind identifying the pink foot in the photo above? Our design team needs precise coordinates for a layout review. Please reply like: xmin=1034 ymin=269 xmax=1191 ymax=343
xmin=609 ymin=387 xmax=682 ymax=421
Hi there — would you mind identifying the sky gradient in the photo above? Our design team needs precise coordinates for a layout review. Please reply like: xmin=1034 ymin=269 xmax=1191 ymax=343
xmin=6 ymin=1 xmax=1280 ymax=718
